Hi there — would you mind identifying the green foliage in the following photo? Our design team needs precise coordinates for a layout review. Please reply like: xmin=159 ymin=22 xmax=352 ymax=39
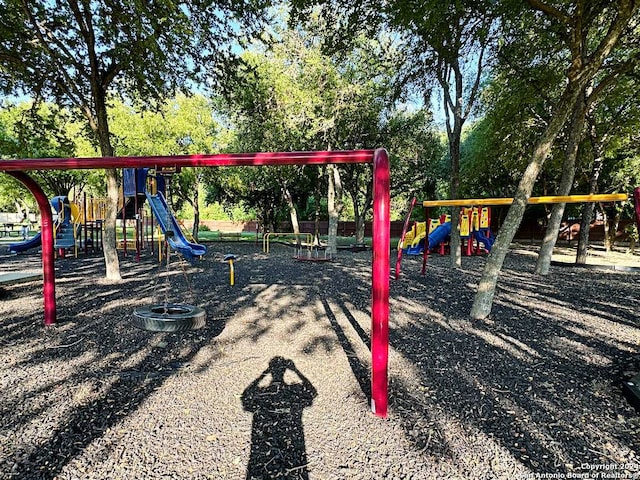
xmin=460 ymin=1 xmax=640 ymax=205
xmin=210 ymin=25 xmax=442 ymax=228
xmin=108 ymin=94 xmax=222 ymax=213
xmin=109 ymin=95 xmax=221 ymax=156
xmin=0 ymin=102 xmax=75 ymax=159
xmin=205 ymin=165 xmax=291 ymax=228
xmin=0 ymin=0 xmax=272 ymax=110
xmin=582 ymin=75 xmax=640 ymax=197
xmin=0 ymin=101 xmax=93 ymax=206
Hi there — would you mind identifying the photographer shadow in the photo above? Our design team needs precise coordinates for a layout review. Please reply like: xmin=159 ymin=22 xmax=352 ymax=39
xmin=242 ymin=357 xmax=317 ymax=480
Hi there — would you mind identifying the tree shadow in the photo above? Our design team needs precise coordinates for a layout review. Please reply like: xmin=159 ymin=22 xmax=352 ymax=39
xmin=0 ymin=251 xmax=259 ymax=478
xmin=242 ymin=356 xmax=317 ymax=480
xmin=392 ymin=252 xmax=640 ymax=472
xmin=321 ymin=298 xmax=370 ymax=399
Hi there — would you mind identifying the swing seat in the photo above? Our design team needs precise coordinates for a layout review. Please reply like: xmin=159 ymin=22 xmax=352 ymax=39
xmin=133 ymin=303 xmax=206 ymax=332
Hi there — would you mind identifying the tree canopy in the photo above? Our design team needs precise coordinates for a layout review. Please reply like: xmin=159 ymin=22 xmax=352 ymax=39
xmin=1 ymin=0 xmax=273 ymax=280
xmin=0 ymin=1 xmax=638 ymax=320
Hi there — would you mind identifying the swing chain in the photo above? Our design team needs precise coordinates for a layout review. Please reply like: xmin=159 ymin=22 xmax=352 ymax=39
xmin=150 ymin=167 xmax=196 ymax=308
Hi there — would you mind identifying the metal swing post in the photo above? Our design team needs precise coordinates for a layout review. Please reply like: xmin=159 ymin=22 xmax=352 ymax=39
xmin=5 ymin=171 xmax=56 ymax=325
xmin=371 ymin=148 xmax=390 ymax=418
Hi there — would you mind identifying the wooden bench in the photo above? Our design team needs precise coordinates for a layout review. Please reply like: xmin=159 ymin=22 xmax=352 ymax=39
xmin=219 ymin=232 xmax=243 ymax=241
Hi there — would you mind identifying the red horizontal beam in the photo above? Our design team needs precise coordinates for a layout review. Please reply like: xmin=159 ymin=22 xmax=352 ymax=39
xmin=0 ymin=150 xmax=375 ymax=171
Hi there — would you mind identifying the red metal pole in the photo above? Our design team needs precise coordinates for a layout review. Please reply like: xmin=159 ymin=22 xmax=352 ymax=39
xmin=6 ymin=172 xmax=56 ymax=325
xmin=421 ymin=207 xmax=429 ymax=275
xmin=371 ymin=148 xmax=390 ymax=418
xmin=395 ymin=197 xmax=416 ymax=280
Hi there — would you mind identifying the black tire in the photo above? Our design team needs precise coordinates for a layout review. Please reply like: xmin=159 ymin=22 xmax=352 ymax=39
xmin=132 ymin=303 xmax=206 ymax=332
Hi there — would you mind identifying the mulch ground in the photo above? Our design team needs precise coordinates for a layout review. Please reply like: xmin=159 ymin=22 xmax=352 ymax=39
xmin=1 ymin=242 xmax=639 ymax=480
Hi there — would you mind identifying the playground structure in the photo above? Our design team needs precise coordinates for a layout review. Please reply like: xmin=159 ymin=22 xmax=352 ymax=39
xmin=0 ymin=149 xmax=391 ymax=418
xmin=261 ymin=231 xmax=332 ymax=261
xmin=224 ymin=254 xmax=237 ymax=286
xmin=395 ymin=192 xmax=635 ymax=279
xmin=8 ymin=194 xmax=106 ymax=257
xmin=399 ymin=207 xmax=494 ymax=257
xmin=396 ymin=201 xmax=495 ymax=280
xmin=294 ymin=243 xmax=333 ymax=262
xmin=262 ymin=232 xmax=313 ymax=254
xmin=6 ymin=167 xmax=206 ymax=263
xmin=120 ymin=167 xmax=206 ymax=262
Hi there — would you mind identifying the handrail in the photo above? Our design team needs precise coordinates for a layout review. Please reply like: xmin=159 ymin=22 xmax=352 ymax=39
xmin=263 ymin=232 xmax=313 ymax=253
xmin=72 ymin=218 xmax=80 ymax=258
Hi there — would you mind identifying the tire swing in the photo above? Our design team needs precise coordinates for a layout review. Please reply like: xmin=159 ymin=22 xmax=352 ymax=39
xmin=132 ymin=168 xmax=206 ymax=332
xmin=133 ymin=303 xmax=206 ymax=332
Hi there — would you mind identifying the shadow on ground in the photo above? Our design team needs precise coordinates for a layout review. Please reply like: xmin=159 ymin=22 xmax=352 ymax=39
xmin=0 ymin=245 xmax=638 ymax=478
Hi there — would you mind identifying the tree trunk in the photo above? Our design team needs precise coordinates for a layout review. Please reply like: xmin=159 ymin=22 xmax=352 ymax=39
xmin=282 ymin=186 xmax=300 ymax=235
xmin=449 ymin=209 xmax=461 ymax=266
xmin=602 ymin=206 xmax=611 ymax=251
xmin=313 ymin=167 xmax=322 ymax=245
xmin=102 ymin=169 xmax=121 ymax=281
xmin=576 ymin=203 xmax=595 ymax=264
xmin=471 ymin=84 xmax=582 ymax=320
xmin=608 ymin=211 xmax=621 ymax=251
xmin=447 ymin=98 xmax=463 ymax=269
xmin=351 ymin=190 xmax=368 ymax=244
xmin=576 ymin=124 xmax=604 ymax=263
xmin=191 ymin=183 xmax=200 ymax=242
xmin=282 ymin=185 xmax=300 ymax=247
xmin=535 ymin=92 xmax=586 ymax=275
xmin=601 ymin=206 xmax=622 ymax=252
xmin=355 ymin=214 xmax=366 ymax=244
xmin=93 ymin=87 xmax=121 ymax=282
xmin=313 ymin=192 xmax=321 ymax=245
xmin=327 ymin=164 xmax=343 ymax=256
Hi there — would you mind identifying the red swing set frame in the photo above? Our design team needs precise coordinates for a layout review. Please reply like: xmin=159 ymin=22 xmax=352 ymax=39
xmin=0 ymin=148 xmax=391 ymax=417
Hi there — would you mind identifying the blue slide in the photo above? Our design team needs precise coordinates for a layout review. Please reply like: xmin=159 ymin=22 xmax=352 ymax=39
xmin=473 ymin=229 xmax=494 ymax=251
xmin=8 ymin=232 xmax=42 ymax=254
xmin=8 ymin=196 xmax=74 ymax=254
xmin=145 ymin=190 xmax=207 ymax=261
xmin=404 ymin=222 xmax=452 ymax=255
xmin=427 ymin=222 xmax=451 ymax=251
xmin=405 ymin=240 xmax=425 ymax=255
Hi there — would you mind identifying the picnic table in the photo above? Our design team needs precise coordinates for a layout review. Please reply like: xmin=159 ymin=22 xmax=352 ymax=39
xmin=0 ymin=223 xmax=19 ymax=237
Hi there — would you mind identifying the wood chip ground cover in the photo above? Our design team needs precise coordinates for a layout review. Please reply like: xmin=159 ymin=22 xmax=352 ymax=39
xmin=0 ymin=243 xmax=639 ymax=479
